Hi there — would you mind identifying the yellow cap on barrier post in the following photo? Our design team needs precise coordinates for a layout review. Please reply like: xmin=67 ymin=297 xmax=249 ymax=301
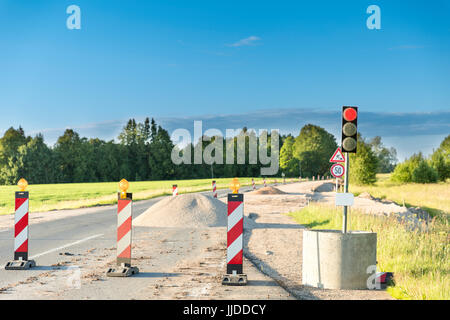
xmin=230 ymin=178 xmax=240 ymax=194
xmin=18 ymin=178 xmax=28 ymax=191
xmin=119 ymin=179 xmax=129 ymax=199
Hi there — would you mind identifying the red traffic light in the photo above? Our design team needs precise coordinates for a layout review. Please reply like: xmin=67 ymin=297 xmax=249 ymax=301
xmin=341 ymin=106 xmax=358 ymax=153
xmin=343 ymin=107 xmax=357 ymax=121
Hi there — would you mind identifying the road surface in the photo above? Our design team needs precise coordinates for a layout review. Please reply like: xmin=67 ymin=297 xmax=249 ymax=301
xmin=0 ymin=183 xmax=291 ymax=299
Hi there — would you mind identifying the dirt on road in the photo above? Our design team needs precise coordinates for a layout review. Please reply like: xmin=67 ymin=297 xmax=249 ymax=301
xmin=0 ymin=180 xmax=396 ymax=300
xmin=240 ymin=181 xmax=393 ymax=300
xmin=0 ymin=226 xmax=292 ymax=300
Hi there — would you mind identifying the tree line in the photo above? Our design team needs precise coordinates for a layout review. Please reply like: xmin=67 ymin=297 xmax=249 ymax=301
xmin=0 ymin=118 xmax=174 ymax=184
xmin=391 ymin=135 xmax=450 ymax=183
xmin=0 ymin=118 xmax=400 ymax=185
xmin=0 ymin=118 xmax=280 ymax=185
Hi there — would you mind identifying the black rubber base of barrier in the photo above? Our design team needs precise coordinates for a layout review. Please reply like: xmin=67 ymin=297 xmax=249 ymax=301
xmin=106 ymin=265 xmax=139 ymax=277
xmin=5 ymin=259 xmax=36 ymax=270
xmin=222 ymin=274 xmax=248 ymax=286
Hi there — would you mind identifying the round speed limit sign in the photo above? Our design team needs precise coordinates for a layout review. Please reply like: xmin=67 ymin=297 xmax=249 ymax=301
xmin=330 ymin=163 xmax=345 ymax=178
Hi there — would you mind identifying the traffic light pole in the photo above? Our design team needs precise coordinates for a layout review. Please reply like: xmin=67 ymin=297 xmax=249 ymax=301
xmin=342 ymin=152 xmax=349 ymax=233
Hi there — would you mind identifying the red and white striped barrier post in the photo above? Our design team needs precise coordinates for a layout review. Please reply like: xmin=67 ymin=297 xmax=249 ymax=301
xmin=212 ymin=180 xmax=217 ymax=198
xmin=375 ymin=272 xmax=394 ymax=289
xmin=263 ymin=178 xmax=266 ymax=187
xmin=251 ymin=178 xmax=256 ymax=190
xmin=106 ymin=179 xmax=139 ymax=277
xmin=5 ymin=178 xmax=36 ymax=270
xmin=172 ymin=184 xmax=178 ymax=197
xmin=222 ymin=178 xmax=247 ymax=285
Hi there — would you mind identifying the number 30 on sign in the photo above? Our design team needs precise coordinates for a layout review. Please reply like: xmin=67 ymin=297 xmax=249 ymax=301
xmin=330 ymin=163 xmax=345 ymax=178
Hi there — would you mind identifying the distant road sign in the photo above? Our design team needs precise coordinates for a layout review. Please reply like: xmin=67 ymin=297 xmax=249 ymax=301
xmin=330 ymin=147 xmax=345 ymax=163
xmin=330 ymin=163 xmax=345 ymax=178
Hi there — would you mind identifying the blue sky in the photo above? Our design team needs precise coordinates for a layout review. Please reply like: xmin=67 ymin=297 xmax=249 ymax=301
xmin=1 ymin=0 xmax=449 ymax=160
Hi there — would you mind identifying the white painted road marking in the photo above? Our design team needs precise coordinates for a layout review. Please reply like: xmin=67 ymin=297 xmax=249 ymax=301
xmin=29 ymin=234 xmax=104 ymax=260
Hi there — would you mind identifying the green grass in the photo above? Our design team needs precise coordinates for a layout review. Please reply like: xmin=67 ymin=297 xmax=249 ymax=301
xmin=288 ymin=204 xmax=450 ymax=300
xmin=0 ymin=177 xmax=266 ymax=215
xmin=350 ymin=174 xmax=450 ymax=219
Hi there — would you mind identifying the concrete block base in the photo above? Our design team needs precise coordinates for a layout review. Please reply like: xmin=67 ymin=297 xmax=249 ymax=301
xmin=302 ymin=230 xmax=377 ymax=290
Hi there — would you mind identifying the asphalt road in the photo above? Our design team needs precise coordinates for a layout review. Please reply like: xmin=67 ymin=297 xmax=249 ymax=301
xmin=0 ymin=183 xmax=269 ymax=290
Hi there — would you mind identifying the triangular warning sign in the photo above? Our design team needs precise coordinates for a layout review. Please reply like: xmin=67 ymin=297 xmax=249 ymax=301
xmin=330 ymin=147 xmax=345 ymax=163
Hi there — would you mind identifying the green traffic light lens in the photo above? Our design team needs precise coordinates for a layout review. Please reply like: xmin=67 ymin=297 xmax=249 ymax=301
xmin=343 ymin=122 xmax=357 ymax=136
xmin=343 ymin=137 xmax=357 ymax=151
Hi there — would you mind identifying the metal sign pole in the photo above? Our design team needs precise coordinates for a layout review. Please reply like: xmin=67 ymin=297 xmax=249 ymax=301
xmin=342 ymin=152 xmax=349 ymax=233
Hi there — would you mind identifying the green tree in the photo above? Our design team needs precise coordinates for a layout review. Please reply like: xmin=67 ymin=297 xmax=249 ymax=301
xmin=292 ymin=124 xmax=337 ymax=177
xmin=0 ymin=127 xmax=31 ymax=184
xmin=85 ymin=138 xmax=124 ymax=182
xmin=280 ymin=136 xmax=298 ymax=176
xmin=16 ymin=134 xmax=56 ymax=184
xmin=54 ymin=129 xmax=88 ymax=183
xmin=439 ymin=135 xmax=450 ymax=158
xmin=118 ymin=118 xmax=152 ymax=181
xmin=369 ymin=136 xmax=397 ymax=173
xmin=148 ymin=125 xmax=176 ymax=180
xmin=118 ymin=119 xmax=138 ymax=180
xmin=430 ymin=150 xmax=449 ymax=182
xmin=391 ymin=153 xmax=425 ymax=183
xmin=349 ymin=135 xmax=378 ymax=185
xmin=412 ymin=160 xmax=438 ymax=183
xmin=430 ymin=135 xmax=450 ymax=181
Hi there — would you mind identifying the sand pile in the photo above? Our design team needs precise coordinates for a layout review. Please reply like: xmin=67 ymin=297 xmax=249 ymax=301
xmin=249 ymin=186 xmax=287 ymax=195
xmin=133 ymin=193 xmax=227 ymax=228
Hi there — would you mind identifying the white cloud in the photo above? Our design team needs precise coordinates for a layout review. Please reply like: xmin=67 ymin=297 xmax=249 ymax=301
xmin=227 ymin=36 xmax=261 ymax=47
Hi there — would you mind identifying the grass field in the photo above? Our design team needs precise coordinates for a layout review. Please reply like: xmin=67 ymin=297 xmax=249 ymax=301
xmin=0 ymin=177 xmax=268 ymax=215
xmin=350 ymin=174 xmax=450 ymax=219
xmin=288 ymin=204 xmax=450 ymax=300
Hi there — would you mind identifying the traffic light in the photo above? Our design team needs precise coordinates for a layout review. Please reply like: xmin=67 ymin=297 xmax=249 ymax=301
xmin=341 ymin=106 xmax=358 ymax=153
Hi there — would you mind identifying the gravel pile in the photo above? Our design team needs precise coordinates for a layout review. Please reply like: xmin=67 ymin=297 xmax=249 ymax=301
xmin=357 ymin=192 xmax=375 ymax=200
xmin=133 ymin=193 xmax=227 ymax=228
xmin=249 ymin=186 xmax=287 ymax=195
xmin=312 ymin=182 xmax=335 ymax=192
